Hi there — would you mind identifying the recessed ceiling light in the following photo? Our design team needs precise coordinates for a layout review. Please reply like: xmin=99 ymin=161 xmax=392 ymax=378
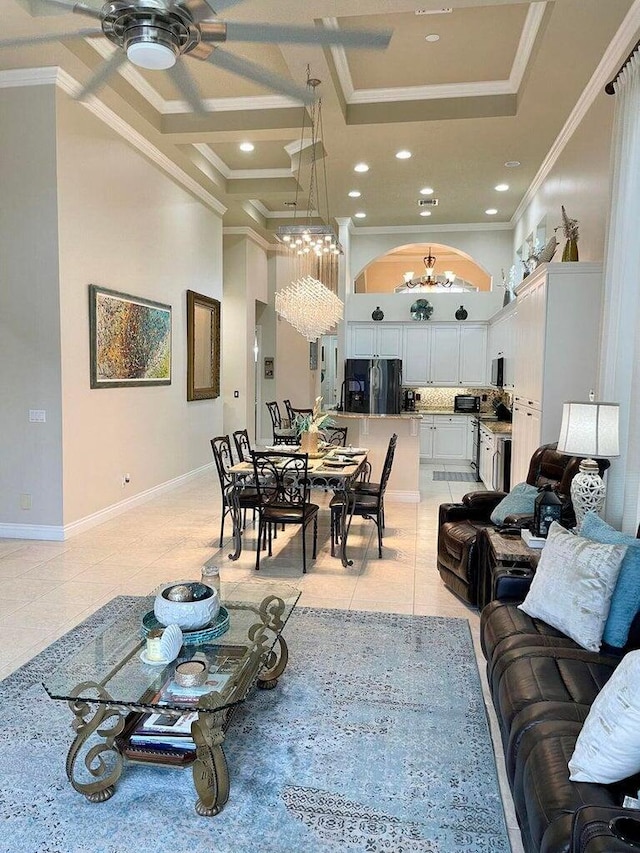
xmin=425 ymin=33 xmax=440 ymax=42
xmin=419 ymin=186 xmax=434 ymax=195
xmin=354 ymin=163 xmax=369 ymax=173
xmin=495 ymin=183 xmax=509 ymax=192
xmin=348 ymin=190 xmax=361 ymax=198
xmin=354 ymin=212 xmax=367 ymax=219
xmin=420 ymin=211 xmax=432 ymax=217
xmin=239 ymin=142 xmax=254 ymax=152
xmin=504 ymin=160 xmax=521 ymax=168
xmin=396 ymin=150 xmax=412 ymax=159
xmin=485 ymin=208 xmax=498 ymax=215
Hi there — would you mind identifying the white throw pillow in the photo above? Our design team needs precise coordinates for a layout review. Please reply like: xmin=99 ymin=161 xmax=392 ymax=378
xmin=518 ymin=521 xmax=627 ymax=652
xmin=569 ymin=650 xmax=640 ymax=783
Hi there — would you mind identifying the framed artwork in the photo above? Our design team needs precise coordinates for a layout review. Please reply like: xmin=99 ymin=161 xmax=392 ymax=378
xmin=187 ymin=289 xmax=221 ymax=401
xmin=89 ymin=285 xmax=172 ymax=389
xmin=309 ymin=341 xmax=318 ymax=370
xmin=264 ymin=357 xmax=274 ymax=379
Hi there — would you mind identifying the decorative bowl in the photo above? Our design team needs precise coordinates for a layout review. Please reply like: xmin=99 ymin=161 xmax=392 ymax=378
xmin=154 ymin=581 xmax=220 ymax=630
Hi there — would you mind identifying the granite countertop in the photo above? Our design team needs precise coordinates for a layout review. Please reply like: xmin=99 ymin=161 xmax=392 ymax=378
xmin=330 ymin=411 xmax=422 ymax=420
xmin=479 ymin=421 xmax=513 ymax=436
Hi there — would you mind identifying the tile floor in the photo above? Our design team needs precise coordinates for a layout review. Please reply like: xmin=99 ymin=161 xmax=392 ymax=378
xmin=0 ymin=460 xmax=524 ymax=852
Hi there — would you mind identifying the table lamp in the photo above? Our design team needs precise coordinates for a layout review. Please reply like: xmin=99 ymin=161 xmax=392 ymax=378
xmin=556 ymin=395 xmax=619 ymax=530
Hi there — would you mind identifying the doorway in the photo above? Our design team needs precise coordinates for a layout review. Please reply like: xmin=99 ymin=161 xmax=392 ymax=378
xmin=320 ymin=334 xmax=338 ymax=409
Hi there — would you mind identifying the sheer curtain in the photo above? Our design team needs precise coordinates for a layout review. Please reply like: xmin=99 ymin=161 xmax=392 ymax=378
xmin=599 ymin=51 xmax=640 ymax=532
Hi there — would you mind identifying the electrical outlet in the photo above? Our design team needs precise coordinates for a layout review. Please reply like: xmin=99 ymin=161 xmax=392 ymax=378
xmin=28 ymin=410 xmax=46 ymax=423
xmin=20 ymin=494 xmax=32 ymax=510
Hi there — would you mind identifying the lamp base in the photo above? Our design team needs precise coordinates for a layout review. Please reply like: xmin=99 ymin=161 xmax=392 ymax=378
xmin=571 ymin=458 xmax=605 ymax=531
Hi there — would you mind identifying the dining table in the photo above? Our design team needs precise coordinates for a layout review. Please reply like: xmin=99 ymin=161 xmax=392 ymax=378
xmin=226 ymin=446 xmax=369 ymax=568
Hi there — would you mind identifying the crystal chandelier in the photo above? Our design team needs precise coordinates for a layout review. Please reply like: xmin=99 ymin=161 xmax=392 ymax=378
xmin=275 ymin=71 xmax=343 ymax=342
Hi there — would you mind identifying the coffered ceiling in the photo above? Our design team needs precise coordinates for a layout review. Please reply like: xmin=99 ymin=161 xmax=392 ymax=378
xmin=0 ymin=0 xmax=637 ymax=242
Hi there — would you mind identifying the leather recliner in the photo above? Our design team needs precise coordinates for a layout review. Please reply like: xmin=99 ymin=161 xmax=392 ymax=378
xmin=436 ymin=443 xmax=610 ymax=607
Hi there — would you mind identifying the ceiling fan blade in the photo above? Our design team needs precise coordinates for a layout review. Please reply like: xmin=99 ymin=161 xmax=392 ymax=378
xmin=223 ymin=21 xmax=392 ymax=50
xmin=203 ymin=47 xmax=314 ymax=103
xmin=0 ymin=28 xmax=103 ymax=49
xmin=38 ymin=0 xmax=104 ymax=21
xmin=167 ymin=61 xmax=207 ymax=114
xmin=76 ymin=49 xmax=126 ymax=100
xmin=180 ymin=0 xmax=245 ymax=20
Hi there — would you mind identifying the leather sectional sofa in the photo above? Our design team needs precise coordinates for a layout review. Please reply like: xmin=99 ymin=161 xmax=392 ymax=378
xmin=481 ymin=601 xmax=640 ymax=853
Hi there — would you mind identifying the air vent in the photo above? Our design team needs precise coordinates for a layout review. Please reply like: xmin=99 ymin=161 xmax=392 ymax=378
xmin=415 ymin=8 xmax=452 ymax=15
xmin=418 ymin=198 xmax=439 ymax=206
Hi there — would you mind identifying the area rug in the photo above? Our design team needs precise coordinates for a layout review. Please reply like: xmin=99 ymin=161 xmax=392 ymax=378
xmin=433 ymin=471 xmax=478 ymax=482
xmin=0 ymin=598 xmax=511 ymax=853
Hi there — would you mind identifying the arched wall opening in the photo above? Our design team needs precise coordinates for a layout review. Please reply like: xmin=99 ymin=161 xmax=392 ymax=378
xmin=353 ymin=243 xmax=493 ymax=293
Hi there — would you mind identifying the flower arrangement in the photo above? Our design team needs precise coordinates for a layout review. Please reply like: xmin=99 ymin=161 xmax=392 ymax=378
xmin=294 ymin=396 xmax=335 ymax=435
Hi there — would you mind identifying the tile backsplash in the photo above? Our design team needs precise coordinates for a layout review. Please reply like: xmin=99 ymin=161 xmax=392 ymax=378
xmin=408 ymin=387 xmax=511 ymax=414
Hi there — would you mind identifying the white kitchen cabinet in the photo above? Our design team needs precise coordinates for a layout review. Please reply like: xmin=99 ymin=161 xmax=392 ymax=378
xmin=349 ymin=323 xmax=402 ymax=358
xmin=402 ymin=323 xmax=488 ymax=387
xmin=511 ymin=401 xmax=541 ymax=485
xmin=420 ymin=415 xmax=469 ymax=461
xmin=487 ymin=303 xmax=516 ymax=390
xmin=459 ymin=324 xmax=488 ymax=386
xmin=403 ymin=325 xmax=430 ymax=385
xmin=432 ymin=415 xmax=467 ymax=460
xmin=510 ymin=263 xmax=603 ymax=486
xmin=479 ymin=424 xmax=496 ymax=488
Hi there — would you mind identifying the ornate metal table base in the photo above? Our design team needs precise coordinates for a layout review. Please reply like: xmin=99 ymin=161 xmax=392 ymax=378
xmin=192 ymin=707 xmax=229 ymax=816
xmin=66 ymin=682 xmax=125 ymax=804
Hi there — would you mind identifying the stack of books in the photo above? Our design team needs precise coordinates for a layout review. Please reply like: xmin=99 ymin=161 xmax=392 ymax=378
xmin=124 ymin=710 xmax=198 ymax=764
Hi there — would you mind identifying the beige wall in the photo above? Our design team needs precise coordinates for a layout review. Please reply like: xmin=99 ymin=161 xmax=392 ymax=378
xmin=0 ymin=86 xmax=63 ymax=530
xmin=56 ymin=93 xmax=223 ymax=526
xmin=514 ymin=91 xmax=615 ymax=262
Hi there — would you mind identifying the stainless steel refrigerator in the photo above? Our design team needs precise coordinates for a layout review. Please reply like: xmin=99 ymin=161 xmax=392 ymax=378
xmin=343 ymin=358 xmax=403 ymax=414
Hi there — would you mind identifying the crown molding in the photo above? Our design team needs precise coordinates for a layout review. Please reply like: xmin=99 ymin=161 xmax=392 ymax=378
xmin=193 ymin=143 xmax=292 ymax=181
xmin=512 ymin=0 xmax=640 ymax=225
xmin=223 ymin=226 xmax=274 ymax=251
xmin=0 ymin=66 xmax=227 ymax=216
xmin=163 ymin=94 xmax=301 ymax=114
xmin=351 ymin=222 xmax=513 ymax=235
xmin=325 ymin=3 xmax=545 ymax=106
xmin=249 ymin=199 xmax=318 ymax=219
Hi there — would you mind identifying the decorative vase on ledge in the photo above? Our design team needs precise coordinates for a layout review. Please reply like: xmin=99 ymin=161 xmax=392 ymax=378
xmin=562 ymin=239 xmax=579 ymax=262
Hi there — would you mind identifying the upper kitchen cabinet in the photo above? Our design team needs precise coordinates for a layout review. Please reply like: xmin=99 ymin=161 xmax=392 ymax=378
xmin=349 ymin=323 xmax=403 ymax=359
xmin=402 ymin=323 xmax=488 ymax=387
xmin=487 ymin=302 xmax=517 ymax=390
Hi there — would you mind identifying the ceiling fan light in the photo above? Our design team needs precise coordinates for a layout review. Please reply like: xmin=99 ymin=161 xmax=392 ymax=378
xmin=127 ymin=41 xmax=177 ymax=70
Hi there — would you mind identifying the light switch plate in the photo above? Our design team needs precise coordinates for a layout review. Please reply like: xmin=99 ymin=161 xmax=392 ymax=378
xmin=29 ymin=410 xmax=46 ymax=423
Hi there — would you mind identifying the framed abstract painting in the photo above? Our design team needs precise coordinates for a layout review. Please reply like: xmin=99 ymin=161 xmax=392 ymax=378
xmin=89 ymin=285 xmax=172 ymax=388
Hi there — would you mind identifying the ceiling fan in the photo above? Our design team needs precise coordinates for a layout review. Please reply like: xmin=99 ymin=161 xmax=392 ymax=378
xmin=0 ymin=0 xmax=392 ymax=110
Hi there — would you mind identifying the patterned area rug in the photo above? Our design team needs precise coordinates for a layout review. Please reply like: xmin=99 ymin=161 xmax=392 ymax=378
xmin=0 ymin=598 xmax=510 ymax=853
xmin=433 ymin=471 xmax=478 ymax=482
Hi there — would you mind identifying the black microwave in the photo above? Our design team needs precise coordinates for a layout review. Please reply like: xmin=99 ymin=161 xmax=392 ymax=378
xmin=491 ymin=356 xmax=504 ymax=388
xmin=454 ymin=394 xmax=480 ymax=413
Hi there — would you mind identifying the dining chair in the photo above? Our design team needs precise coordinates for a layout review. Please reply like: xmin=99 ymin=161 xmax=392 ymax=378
xmin=251 ymin=450 xmax=319 ymax=573
xmin=283 ymin=399 xmax=295 ymax=427
xmin=266 ymin=401 xmax=298 ymax=445
xmin=321 ymin=426 xmax=348 ymax=447
xmin=232 ymin=428 xmax=252 ymax=463
xmin=210 ymin=436 xmax=261 ymax=547
xmin=329 ymin=433 xmax=397 ymax=558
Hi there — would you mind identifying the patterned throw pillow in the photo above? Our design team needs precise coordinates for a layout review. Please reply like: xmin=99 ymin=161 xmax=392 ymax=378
xmin=569 ymin=649 xmax=640 ymax=783
xmin=489 ymin=482 xmax=539 ymax=525
xmin=519 ymin=522 xmax=627 ymax=652
xmin=581 ymin=512 xmax=640 ymax=649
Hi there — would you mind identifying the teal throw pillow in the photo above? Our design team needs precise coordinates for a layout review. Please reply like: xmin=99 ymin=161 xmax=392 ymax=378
xmin=490 ymin=482 xmax=539 ymax=525
xmin=582 ymin=512 xmax=640 ymax=648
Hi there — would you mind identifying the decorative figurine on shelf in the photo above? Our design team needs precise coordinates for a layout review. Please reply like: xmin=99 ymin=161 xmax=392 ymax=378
xmin=501 ymin=267 xmax=517 ymax=305
xmin=371 ymin=306 xmax=384 ymax=321
xmin=536 ymin=235 xmax=558 ymax=266
xmin=558 ymin=205 xmax=579 ymax=262
xmin=455 ymin=305 xmax=468 ymax=320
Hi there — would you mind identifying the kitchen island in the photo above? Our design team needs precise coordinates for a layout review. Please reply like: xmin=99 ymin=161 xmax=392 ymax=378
xmin=329 ymin=412 xmax=421 ymax=501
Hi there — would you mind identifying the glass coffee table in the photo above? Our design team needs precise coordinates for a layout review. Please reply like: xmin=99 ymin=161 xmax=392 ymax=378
xmin=43 ymin=580 xmax=300 ymax=817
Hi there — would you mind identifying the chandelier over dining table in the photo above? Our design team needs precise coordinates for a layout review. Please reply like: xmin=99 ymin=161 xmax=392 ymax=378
xmin=275 ymin=71 xmax=344 ymax=342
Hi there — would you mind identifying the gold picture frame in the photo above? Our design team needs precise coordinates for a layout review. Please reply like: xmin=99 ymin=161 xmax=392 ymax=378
xmin=187 ymin=290 xmax=220 ymax=401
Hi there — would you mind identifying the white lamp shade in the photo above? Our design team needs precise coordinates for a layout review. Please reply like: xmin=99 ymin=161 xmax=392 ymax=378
xmin=557 ymin=401 xmax=620 ymax=458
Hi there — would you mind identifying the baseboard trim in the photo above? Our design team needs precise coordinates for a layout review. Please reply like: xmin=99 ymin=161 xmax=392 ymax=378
xmin=386 ymin=489 xmax=420 ymax=503
xmin=0 ymin=464 xmax=214 ymax=542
